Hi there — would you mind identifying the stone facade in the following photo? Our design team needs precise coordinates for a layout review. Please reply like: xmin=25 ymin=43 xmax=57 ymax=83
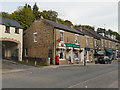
xmin=23 ymin=19 xmax=119 ymax=65
xmin=24 ymin=19 xmax=89 ymax=65
xmin=23 ymin=20 xmax=55 ymax=65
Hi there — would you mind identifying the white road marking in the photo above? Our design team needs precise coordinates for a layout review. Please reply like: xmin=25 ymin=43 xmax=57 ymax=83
xmin=68 ymin=70 xmax=117 ymax=88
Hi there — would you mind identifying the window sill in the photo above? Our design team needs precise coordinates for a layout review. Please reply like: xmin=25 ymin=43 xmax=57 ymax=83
xmin=5 ymin=32 xmax=10 ymax=34
xmin=15 ymin=32 xmax=19 ymax=34
xmin=59 ymin=59 xmax=65 ymax=61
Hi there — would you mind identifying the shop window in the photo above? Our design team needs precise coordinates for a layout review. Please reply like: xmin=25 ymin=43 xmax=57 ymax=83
xmin=60 ymin=32 xmax=64 ymax=41
xmin=33 ymin=32 xmax=37 ymax=42
xmin=15 ymin=28 xmax=19 ymax=34
xmin=5 ymin=26 xmax=10 ymax=33
xmin=59 ymin=49 xmax=65 ymax=60
xmin=25 ymin=48 xmax=28 ymax=56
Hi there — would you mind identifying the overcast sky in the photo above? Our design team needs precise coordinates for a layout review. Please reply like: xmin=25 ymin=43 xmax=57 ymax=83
xmin=0 ymin=0 xmax=119 ymax=33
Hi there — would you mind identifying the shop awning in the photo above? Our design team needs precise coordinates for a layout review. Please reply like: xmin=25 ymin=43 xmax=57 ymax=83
xmin=97 ymin=51 xmax=104 ymax=55
xmin=64 ymin=43 xmax=80 ymax=48
xmin=105 ymin=49 xmax=114 ymax=53
xmin=4 ymin=22 xmax=11 ymax=26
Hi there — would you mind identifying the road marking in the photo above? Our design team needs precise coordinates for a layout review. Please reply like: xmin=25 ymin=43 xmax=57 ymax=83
xmin=2 ymin=69 xmax=25 ymax=74
xmin=68 ymin=70 xmax=117 ymax=88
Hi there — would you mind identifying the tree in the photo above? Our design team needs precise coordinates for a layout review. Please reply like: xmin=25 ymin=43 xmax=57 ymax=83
xmin=10 ymin=4 xmax=35 ymax=30
xmin=64 ymin=20 xmax=73 ymax=26
xmin=108 ymin=29 xmax=120 ymax=41
xmin=82 ymin=25 xmax=94 ymax=31
xmin=40 ymin=10 xmax=58 ymax=21
xmin=57 ymin=18 xmax=65 ymax=24
xmin=1 ymin=12 xmax=11 ymax=19
xmin=33 ymin=3 xmax=39 ymax=19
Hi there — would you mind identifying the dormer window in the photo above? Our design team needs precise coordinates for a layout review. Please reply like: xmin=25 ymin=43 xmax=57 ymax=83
xmin=5 ymin=26 xmax=10 ymax=33
xmin=15 ymin=28 xmax=19 ymax=34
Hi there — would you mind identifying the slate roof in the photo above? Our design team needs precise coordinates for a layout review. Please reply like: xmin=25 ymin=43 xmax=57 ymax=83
xmin=76 ymin=29 xmax=93 ymax=37
xmin=0 ymin=17 xmax=23 ymax=29
xmin=44 ymin=19 xmax=84 ymax=35
xmin=82 ymin=27 xmax=101 ymax=40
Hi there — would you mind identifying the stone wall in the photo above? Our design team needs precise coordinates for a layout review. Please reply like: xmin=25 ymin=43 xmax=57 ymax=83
xmin=23 ymin=19 xmax=54 ymax=65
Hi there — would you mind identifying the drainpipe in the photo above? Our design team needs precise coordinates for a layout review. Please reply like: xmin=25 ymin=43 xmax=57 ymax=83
xmin=54 ymin=28 xmax=56 ymax=65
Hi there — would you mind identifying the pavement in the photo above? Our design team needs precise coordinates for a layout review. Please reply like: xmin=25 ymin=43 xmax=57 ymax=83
xmin=2 ymin=59 xmax=118 ymax=88
xmin=2 ymin=59 xmax=102 ymax=74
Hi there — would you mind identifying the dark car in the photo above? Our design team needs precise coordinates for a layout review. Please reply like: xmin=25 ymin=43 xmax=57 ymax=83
xmin=98 ymin=56 xmax=111 ymax=64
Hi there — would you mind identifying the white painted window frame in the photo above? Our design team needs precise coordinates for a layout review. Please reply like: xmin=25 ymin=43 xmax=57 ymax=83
xmin=75 ymin=34 xmax=79 ymax=44
xmin=33 ymin=32 xmax=37 ymax=42
xmin=60 ymin=30 xmax=64 ymax=42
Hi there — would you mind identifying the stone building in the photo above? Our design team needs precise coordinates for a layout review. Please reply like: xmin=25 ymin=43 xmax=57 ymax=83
xmin=0 ymin=17 xmax=23 ymax=61
xmin=23 ymin=18 xmax=85 ymax=65
xmin=96 ymin=28 xmax=119 ymax=59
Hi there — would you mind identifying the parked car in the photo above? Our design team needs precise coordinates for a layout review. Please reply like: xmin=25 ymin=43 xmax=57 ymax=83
xmin=98 ymin=56 xmax=111 ymax=64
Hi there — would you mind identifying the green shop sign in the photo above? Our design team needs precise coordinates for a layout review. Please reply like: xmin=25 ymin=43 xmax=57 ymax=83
xmin=64 ymin=43 xmax=80 ymax=48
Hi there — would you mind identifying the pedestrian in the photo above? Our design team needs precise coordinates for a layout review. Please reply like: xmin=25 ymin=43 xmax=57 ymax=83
xmin=77 ymin=58 xmax=79 ymax=64
xmin=69 ymin=55 xmax=71 ymax=64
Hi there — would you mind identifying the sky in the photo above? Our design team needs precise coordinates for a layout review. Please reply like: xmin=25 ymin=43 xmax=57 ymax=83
xmin=0 ymin=0 xmax=119 ymax=33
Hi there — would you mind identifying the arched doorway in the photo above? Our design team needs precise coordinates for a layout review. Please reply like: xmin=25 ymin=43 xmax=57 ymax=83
xmin=0 ymin=38 xmax=22 ymax=61
xmin=2 ymin=41 xmax=19 ymax=61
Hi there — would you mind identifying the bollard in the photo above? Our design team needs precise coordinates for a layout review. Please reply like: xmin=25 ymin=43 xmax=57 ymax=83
xmin=35 ymin=61 xmax=37 ymax=66
xmin=26 ymin=59 xmax=28 ymax=63
xmin=46 ymin=57 xmax=50 ymax=65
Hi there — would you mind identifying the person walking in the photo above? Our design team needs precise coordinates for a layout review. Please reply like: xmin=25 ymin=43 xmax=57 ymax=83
xmin=69 ymin=55 xmax=71 ymax=64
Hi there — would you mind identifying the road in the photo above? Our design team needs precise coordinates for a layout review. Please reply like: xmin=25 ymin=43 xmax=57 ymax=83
xmin=2 ymin=60 xmax=118 ymax=88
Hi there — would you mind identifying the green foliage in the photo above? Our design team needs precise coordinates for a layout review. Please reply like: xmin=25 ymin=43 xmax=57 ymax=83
xmin=57 ymin=18 xmax=65 ymax=24
xmin=1 ymin=12 xmax=11 ymax=19
xmin=33 ymin=3 xmax=39 ymax=19
xmin=64 ymin=20 xmax=73 ymax=26
xmin=82 ymin=25 xmax=94 ymax=31
xmin=108 ymin=29 xmax=120 ymax=40
xmin=40 ymin=10 xmax=58 ymax=21
xmin=10 ymin=4 xmax=35 ymax=30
